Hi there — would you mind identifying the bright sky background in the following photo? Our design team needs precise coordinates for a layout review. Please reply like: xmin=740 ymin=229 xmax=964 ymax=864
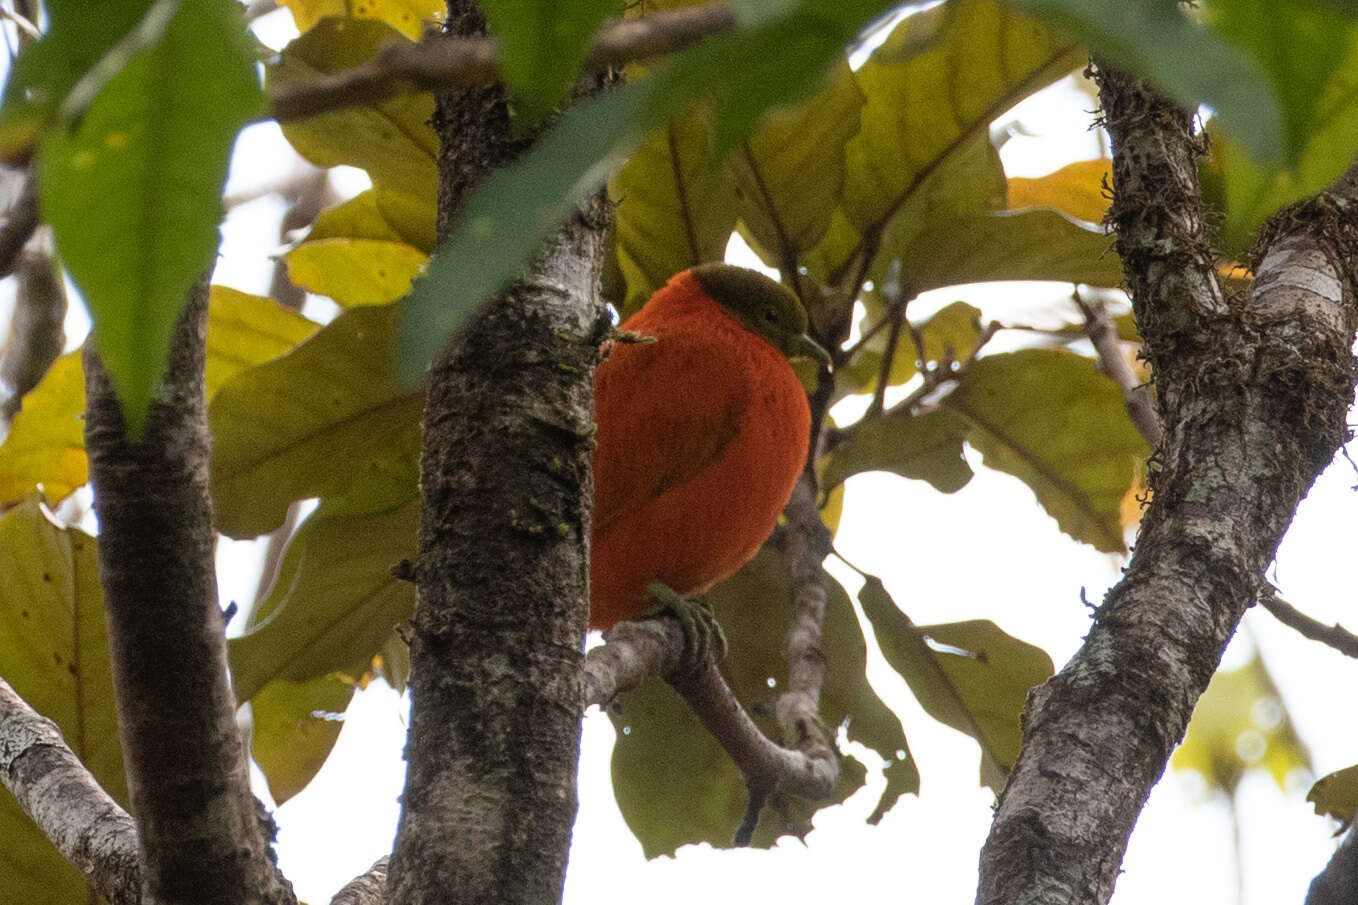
xmin=1 ymin=5 xmax=1355 ymax=904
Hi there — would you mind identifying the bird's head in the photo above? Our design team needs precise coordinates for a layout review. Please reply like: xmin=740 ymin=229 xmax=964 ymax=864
xmin=690 ymin=263 xmax=831 ymax=367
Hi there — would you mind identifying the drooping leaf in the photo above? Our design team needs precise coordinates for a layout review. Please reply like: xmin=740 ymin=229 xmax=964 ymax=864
xmin=1171 ymin=650 xmax=1311 ymax=795
xmin=607 ymin=106 xmax=739 ymax=315
xmin=229 ymin=474 xmax=417 ymax=703
xmin=398 ymin=1 xmax=894 ymax=380
xmin=250 ymin=673 xmax=357 ymax=804
xmin=37 ymin=0 xmax=263 ymax=434
xmin=211 ymin=303 xmax=424 ymax=538
xmin=858 ymin=576 xmax=1053 ymax=790
xmin=285 ymin=238 xmax=428 ymax=306
xmin=279 ymin=0 xmax=444 ymax=39
xmin=820 ymin=408 xmax=973 ymax=495
xmin=1007 ymin=0 xmax=1283 ymax=165
xmin=269 ymin=18 xmax=439 ymax=198
xmin=1008 ymin=157 xmax=1111 ymax=224
xmin=0 ymin=288 xmax=312 ymax=509
xmin=610 ymin=547 xmax=915 ymax=856
xmin=943 ymin=348 xmax=1148 ymax=553
xmin=481 ymin=0 xmax=619 ymax=119
xmin=0 ymin=496 xmax=124 ymax=905
xmin=1309 ymin=764 xmax=1358 ymax=825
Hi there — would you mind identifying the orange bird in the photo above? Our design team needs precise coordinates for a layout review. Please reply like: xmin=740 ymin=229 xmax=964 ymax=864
xmin=590 ymin=263 xmax=828 ymax=631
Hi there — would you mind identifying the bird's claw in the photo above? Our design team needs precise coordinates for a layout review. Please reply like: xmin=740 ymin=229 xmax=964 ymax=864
xmin=642 ymin=581 xmax=727 ymax=673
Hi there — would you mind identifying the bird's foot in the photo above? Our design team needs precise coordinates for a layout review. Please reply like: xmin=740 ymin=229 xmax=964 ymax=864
xmin=641 ymin=581 xmax=727 ymax=674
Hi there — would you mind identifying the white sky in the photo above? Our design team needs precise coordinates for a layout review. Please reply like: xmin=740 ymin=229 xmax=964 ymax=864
xmin=0 ymin=6 xmax=1353 ymax=904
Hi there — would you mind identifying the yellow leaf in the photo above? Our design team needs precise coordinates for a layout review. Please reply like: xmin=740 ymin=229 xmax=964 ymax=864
xmin=0 ymin=496 xmax=123 ymax=903
xmin=284 ymin=238 xmax=427 ymax=307
xmin=0 ymin=354 xmax=87 ymax=507
xmin=1008 ymin=158 xmax=1112 ymax=224
xmin=0 ymin=287 xmax=314 ymax=508
xmin=279 ymin=0 xmax=443 ymax=40
xmin=251 ymin=675 xmax=356 ymax=804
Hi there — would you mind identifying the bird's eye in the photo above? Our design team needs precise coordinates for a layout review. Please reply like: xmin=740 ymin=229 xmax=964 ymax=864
xmin=762 ymin=307 xmax=778 ymax=324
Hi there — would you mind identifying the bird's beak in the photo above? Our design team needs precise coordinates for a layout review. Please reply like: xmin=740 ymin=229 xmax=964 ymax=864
xmin=789 ymin=333 xmax=832 ymax=368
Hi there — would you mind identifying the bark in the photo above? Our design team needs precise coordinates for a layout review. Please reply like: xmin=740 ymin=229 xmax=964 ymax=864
xmin=83 ymin=279 xmax=293 ymax=905
xmin=1308 ymin=829 xmax=1358 ymax=905
xmin=0 ymin=677 xmax=140 ymax=905
xmin=975 ymin=65 xmax=1358 ymax=905
xmin=384 ymin=4 xmax=610 ymax=904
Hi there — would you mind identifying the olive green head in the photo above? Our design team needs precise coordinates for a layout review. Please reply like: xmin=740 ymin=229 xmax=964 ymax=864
xmin=690 ymin=263 xmax=830 ymax=365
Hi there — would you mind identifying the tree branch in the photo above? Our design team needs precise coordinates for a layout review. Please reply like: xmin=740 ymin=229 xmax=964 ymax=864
xmin=385 ymin=5 xmax=611 ymax=902
xmin=0 ymin=172 xmax=39 ymax=279
xmin=1073 ymin=288 xmax=1161 ymax=448
xmin=0 ymin=677 xmax=140 ymax=905
xmin=83 ymin=279 xmax=295 ymax=905
xmin=975 ymin=64 xmax=1358 ymax=905
xmin=1307 ymin=828 xmax=1358 ymax=905
xmin=330 ymin=857 xmax=389 ymax=905
xmin=268 ymin=3 xmax=736 ymax=123
xmin=1256 ymin=590 xmax=1358 ymax=659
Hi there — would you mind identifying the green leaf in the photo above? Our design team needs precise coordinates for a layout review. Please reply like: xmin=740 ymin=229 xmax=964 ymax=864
xmin=1008 ymin=0 xmax=1283 ymax=165
xmin=37 ymin=0 xmax=263 ymax=434
xmin=0 ymin=496 xmax=125 ymax=905
xmin=398 ymin=1 xmax=892 ymax=380
xmin=836 ymin=299 xmax=984 ymax=397
xmin=943 ymin=348 xmax=1148 ymax=553
xmin=210 ymin=303 xmax=423 ymax=538
xmin=285 ymin=238 xmax=428 ymax=307
xmin=839 ymin=2 xmax=1078 ymax=249
xmin=250 ymin=674 xmax=356 ymax=804
xmin=1309 ymin=764 xmax=1358 ymax=824
xmin=607 ymin=107 xmax=739 ymax=315
xmin=482 ymin=0 xmax=619 ymax=119
xmin=270 ymin=18 xmax=438 ymax=198
xmin=857 ymin=576 xmax=1053 ymax=790
xmin=610 ymin=547 xmax=915 ymax=856
xmin=899 ymin=208 xmax=1123 ymax=290
xmin=0 ymin=287 xmax=312 ymax=509
xmin=279 ymin=0 xmax=445 ymax=39
xmin=0 ymin=0 xmax=156 ymax=163
xmin=819 ymin=408 xmax=973 ymax=495
xmin=229 ymin=476 xmax=418 ymax=703
xmin=732 ymin=59 xmax=865 ymax=262
xmin=1204 ymin=0 xmax=1358 ymax=251
xmin=1171 ymin=650 xmax=1310 ymax=795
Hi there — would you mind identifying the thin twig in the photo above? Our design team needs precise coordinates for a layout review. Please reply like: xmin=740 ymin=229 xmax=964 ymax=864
xmin=584 ymin=614 xmax=838 ymax=803
xmin=0 ymin=173 xmax=40 ymax=280
xmin=1073 ymin=288 xmax=1162 ymax=448
xmin=1257 ymin=589 xmax=1358 ymax=659
xmin=268 ymin=3 xmax=737 ymax=122
xmin=0 ymin=677 xmax=140 ymax=905
xmin=866 ymin=303 xmax=906 ymax=419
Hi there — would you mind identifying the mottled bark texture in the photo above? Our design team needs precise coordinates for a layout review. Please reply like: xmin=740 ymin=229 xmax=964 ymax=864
xmin=384 ymin=4 xmax=610 ymax=904
xmin=0 ymin=678 xmax=140 ymax=905
xmin=975 ymin=65 xmax=1358 ymax=905
xmin=84 ymin=280 xmax=293 ymax=905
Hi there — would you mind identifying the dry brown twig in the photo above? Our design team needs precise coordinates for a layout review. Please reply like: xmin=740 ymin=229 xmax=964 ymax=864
xmin=268 ymin=3 xmax=738 ymax=122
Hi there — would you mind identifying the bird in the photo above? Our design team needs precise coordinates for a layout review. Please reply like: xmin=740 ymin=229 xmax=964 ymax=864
xmin=589 ymin=263 xmax=828 ymax=637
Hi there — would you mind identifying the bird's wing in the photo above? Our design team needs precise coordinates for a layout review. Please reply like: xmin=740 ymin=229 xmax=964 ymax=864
xmin=593 ymin=330 xmax=744 ymax=536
